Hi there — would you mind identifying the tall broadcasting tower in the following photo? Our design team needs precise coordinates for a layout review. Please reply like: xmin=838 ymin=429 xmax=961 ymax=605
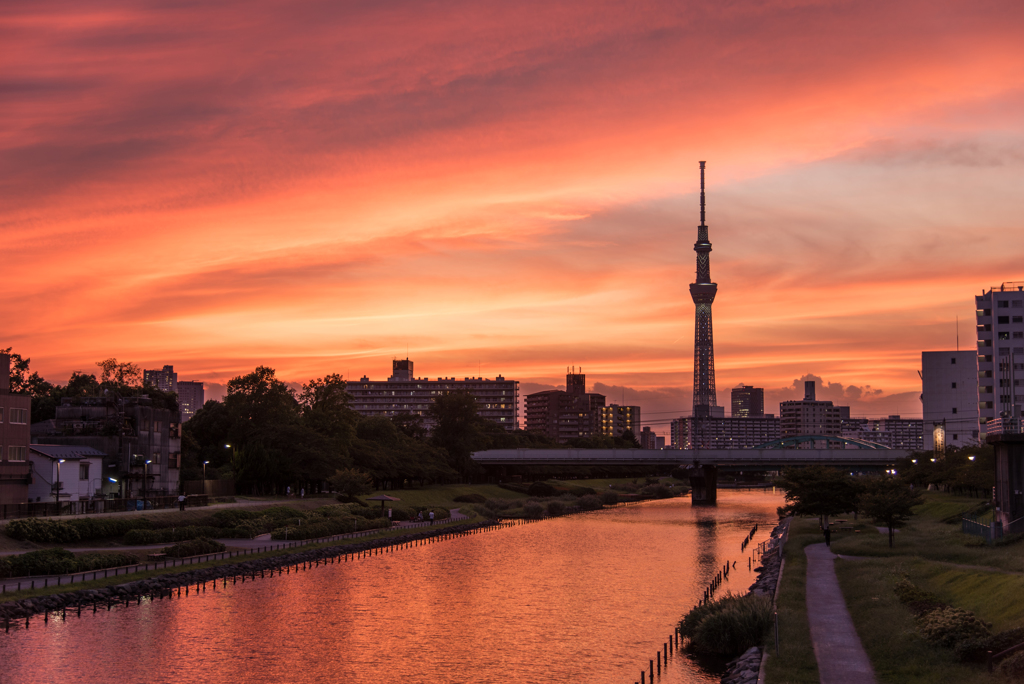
xmin=689 ymin=161 xmax=718 ymax=418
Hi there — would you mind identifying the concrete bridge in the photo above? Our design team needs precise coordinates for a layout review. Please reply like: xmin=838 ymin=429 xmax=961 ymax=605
xmin=471 ymin=448 xmax=910 ymax=468
xmin=471 ymin=448 xmax=910 ymax=503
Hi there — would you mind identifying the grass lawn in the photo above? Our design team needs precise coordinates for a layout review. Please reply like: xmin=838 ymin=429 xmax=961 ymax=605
xmin=766 ymin=492 xmax=1024 ymax=684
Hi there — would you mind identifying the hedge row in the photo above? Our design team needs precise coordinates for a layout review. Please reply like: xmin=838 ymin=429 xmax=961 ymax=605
xmin=162 ymin=538 xmax=226 ymax=558
xmin=122 ymin=526 xmax=252 ymax=545
xmin=0 ymin=549 xmax=141 ymax=579
xmin=4 ymin=516 xmax=154 ymax=543
xmin=679 ymin=592 xmax=773 ymax=658
xmin=270 ymin=516 xmax=391 ymax=541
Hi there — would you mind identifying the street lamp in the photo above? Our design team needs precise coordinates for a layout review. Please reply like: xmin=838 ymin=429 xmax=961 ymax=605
xmin=969 ymin=455 xmax=976 ymax=461
xmin=54 ymin=459 xmax=66 ymax=510
xmin=203 ymin=461 xmax=210 ymax=480
xmin=144 ymin=460 xmax=152 ymax=508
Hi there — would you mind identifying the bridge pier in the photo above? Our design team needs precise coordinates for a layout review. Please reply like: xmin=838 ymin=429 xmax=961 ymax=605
xmin=688 ymin=465 xmax=718 ymax=505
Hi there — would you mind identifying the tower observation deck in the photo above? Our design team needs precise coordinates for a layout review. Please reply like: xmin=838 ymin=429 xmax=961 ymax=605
xmin=690 ymin=161 xmax=718 ymax=417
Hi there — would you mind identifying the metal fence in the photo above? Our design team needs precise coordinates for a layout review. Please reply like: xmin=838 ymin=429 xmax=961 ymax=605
xmin=961 ymin=513 xmax=1024 ymax=542
xmin=0 ymin=495 xmax=210 ymax=520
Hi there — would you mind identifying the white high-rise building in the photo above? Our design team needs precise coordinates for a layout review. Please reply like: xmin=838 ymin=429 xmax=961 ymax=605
xmin=921 ymin=351 xmax=979 ymax=450
xmin=976 ymin=282 xmax=1024 ymax=438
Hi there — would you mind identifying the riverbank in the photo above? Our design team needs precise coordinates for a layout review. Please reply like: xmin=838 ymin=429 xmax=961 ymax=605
xmin=764 ymin=492 xmax=1024 ymax=683
xmin=0 ymin=518 xmax=522 ymax=626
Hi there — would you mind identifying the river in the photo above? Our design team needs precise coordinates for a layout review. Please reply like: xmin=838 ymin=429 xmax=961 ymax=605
xmin=0 ymin=490 xmax=783 ymax=684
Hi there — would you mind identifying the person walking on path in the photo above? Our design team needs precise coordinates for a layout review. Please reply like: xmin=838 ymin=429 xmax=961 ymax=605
xmin=429 ymin=511 xmax=434 ymax=526
xmin=805 ymin=543 xmax=876 ymax=684
xmin=824 ymin=526 xmax=832 ymax=547
xmin=177 ymin=493 xmax=186 ymax=512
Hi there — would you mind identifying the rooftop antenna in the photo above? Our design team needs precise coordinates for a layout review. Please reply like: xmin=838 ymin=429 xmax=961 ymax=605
xmin=956 ymin=316 xmax=959 ymax=351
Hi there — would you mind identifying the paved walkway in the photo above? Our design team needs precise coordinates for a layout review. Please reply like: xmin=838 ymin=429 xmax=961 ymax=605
xmin=805 ymin=543 xmax=877 ymax=684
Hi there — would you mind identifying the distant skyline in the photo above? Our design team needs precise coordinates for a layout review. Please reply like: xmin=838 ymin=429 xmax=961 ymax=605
xmin=4 ymin=0 xmax=1024 ymax=432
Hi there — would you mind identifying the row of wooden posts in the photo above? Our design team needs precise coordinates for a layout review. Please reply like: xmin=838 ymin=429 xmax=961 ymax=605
xmin=740 ymin=523 xmax=758 ymax=551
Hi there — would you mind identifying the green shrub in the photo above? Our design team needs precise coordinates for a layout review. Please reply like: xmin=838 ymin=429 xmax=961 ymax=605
xmin=640 ymin=484 xmax=673 ymax=499
xmin=269 ymin=516 xmax=390 ymax=541
xmin=917 ymin=607 xmax=990 ymax=648
xmin=578 ymin=495 xmax=603 ymax=511
xmin=163 ymin=538 xmax=226 ymax=558
xmin=123 ymin=525 xmax=251 ymax=545
xmin=680 ymin=593 xmax=773 ymax=658
xmin=74 ymin=552 xmax=141 ymax=572
xmin=527 ymin=482 xmax=557 ymax=497
xmin=600 ymin=491 xmax=619 ymax=505
xmin=0 ymin=548 xmax=141 ymax=578
xmin=892 ymin=576 xmax=944 ymax=615
xmin=523 ymin=502 xmax=544 ymax=519
xmin=546 ymin=500 xmax=566 ymax=516
xmin=453 ymin=493 xmax=487 ymax=504
xmin=954 ymin=627 xmax=1024 ymax=663
xmin=4 ymin=516 xmax=154 ymax=543
xmin=999 ymin=651 xmax=1024 ymax=680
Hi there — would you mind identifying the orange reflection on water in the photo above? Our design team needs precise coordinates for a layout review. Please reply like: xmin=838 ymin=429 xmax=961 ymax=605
xmin=0 ymin=491 xmax=783 ymax=684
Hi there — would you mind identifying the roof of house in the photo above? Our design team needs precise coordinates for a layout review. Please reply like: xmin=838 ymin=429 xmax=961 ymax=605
xmin=29 ymin=444 xmax=108 ymax=460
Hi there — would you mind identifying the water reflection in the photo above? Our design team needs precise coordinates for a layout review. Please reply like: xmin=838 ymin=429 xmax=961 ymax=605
xmin=0 ymin=490 xmax=782 ymax=684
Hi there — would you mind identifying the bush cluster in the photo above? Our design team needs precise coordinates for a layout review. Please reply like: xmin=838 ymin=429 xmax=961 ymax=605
xmin=163 ymin=538 xmax=226 ymax=558
xmin=955 ymin=627 xmax=1024 ymax=663
xmin=269 ymin=516 xmax=391 ymax=541
xmin=577 ymin=495 xmax=604 ymax=511
xmin=453 ymin=493 xmax=487 ymax=504
xmin=916 ymin=607 xmax=990 ymax=648
xmin=546 ymin=500 xmax=566 ymax=517
xmin=0 ymin=548 xmax=140 ymax=579
xmin=4 ymin=516 xmax=153 ymax=543
xmin=123 ymin=526 xmax=252 ymax=545
xmin=679 ymin=593 xmax=773 ymax=658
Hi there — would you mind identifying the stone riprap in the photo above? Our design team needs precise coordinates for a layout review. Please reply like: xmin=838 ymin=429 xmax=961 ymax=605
xmin=717 ymin=518 xmax=788 ymax=684
xmin=0 ymin=520 xmax=500 ymax=625
xmin=722 ymin=646 xmax=761 ymax=684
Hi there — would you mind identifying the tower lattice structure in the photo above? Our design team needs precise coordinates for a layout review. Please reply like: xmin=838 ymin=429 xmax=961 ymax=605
xmin=689 ymin=161 xmax=718 ymax=417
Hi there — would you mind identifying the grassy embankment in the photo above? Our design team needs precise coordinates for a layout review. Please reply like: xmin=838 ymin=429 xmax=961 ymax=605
xmin=765 ymin=492 xmax=1024 ymax=684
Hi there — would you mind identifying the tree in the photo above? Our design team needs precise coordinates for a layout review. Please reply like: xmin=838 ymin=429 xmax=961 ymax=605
xmin=329 ymin=468 xmax=373 ymax=501
xmin=95 ymin=358 xmax=142 ymax=388
xmin=0 ymin=348 xmax=51 ymax=395
xmin=429 ymin=391 xmax=487 ymax=477
xmin=225 ymin=366 xmax=298 ymax=427
xmin=860 ymin=476 xmax=923 ymax=547
xmin=299 ymin=373 xmax=357 ymax=441
xmin=776 ymin=466 xmax=861 ymax=527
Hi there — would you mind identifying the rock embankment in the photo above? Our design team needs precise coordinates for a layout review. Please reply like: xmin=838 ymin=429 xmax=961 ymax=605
xmin=722 ymin=646 xmax=761 ymax=684
xmin=718 ymin=518 xmax=789 ymax=683
xmin=0 ymin=520 xmax=497 ymax=626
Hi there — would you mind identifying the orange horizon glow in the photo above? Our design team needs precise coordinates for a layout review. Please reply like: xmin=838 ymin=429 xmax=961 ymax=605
xmin=4 ymin=0 xmax=1024 ymax=430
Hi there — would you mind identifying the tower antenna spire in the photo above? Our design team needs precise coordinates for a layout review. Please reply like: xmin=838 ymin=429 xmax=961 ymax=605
xmin=699 ymin=161 xmax=706 ymax=227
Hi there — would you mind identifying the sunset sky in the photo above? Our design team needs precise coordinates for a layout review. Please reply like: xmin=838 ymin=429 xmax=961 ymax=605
xmin=3 ymin=0 xmax=1024 ymax=432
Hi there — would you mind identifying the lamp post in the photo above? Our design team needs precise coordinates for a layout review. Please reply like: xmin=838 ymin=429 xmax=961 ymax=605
xmin=203 ymin=461 xmax=210 ymax=480
xmin=54 ymin=459 xmax=66 ymax=511
xmin=144 ymin=460 xmax=152 ymax=508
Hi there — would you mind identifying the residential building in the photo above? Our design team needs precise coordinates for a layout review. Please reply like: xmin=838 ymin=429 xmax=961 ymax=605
xmin=976 ymin=282 xmax=1024 ymax=437
xmin=779 ymin=381 xmax=844 ymax=446
xmin=143 ymin=365 xmax=177 ymax=393
xmin=639 ymin=426 xmax=659 ymax=449
xmin=347 ymin=359 xmax=519 ymax=431
xmin=524 ymin=370 xmax=605 ymax=442
xmin=670 ymin=415 xmax=781 ymax=449
xmin=599 ymin=404 xmax=641 ymax=439
xmin=178 ymin=381 xmax=205 ymax=422
xmin=0 ymin=354 xmax=32 ymax=506
xmin=28 ymin=445 xmax=109 ymax=503
xmin=921 ymin=350 xmax=980 ymax=450
xmin=841 ymin=416 xmax=923 ymax=450
xmin=731 ymin=385 xmax=764 ymax=418
xmin=32 ymin=395 xmax=181 ymax=497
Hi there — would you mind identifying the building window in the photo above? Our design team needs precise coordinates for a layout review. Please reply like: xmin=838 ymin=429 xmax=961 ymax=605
xmin=998 ymin=301 xmax=1009 ymax=308
xmin=80 ymin=463 xmax=90 ymax=480
xmin=952 ymin=408 xmax=957 ymax=414
xmin=153 ymin=452 xmax=162 ymax=464
xmin=9 ymin=408 xmax=27 ymax=424
xmin=951 ymin=357 xmax=957 ymax=364
xmin=953 ymin=434 xmax=958 ymax=440
xmin=1014 ymin=332 xmax=1023 ymax=339
xmin=952 ymin=382 xmax=957 ymax=389
xmin=1000 ymin=332 xmax=1010 ymax=340
xmin=1014 ymin=316 xmax=1024 ymax=323
xmin=999 ymin=316 xmax=1010 ymax=324
xmin=8 ymin=446 xmax=27 ymax=461
xmin=0 ymin=407 xmax=3 ymax=422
